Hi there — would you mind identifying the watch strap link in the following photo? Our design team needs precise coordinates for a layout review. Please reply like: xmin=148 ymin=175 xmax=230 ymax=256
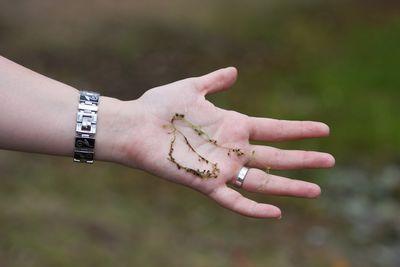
xmin=73 ymin=91 xmax=100 ymax=163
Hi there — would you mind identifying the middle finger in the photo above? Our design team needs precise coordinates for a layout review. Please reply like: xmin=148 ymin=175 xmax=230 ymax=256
xmin=247 ymin=145 xmax=335 ymax=170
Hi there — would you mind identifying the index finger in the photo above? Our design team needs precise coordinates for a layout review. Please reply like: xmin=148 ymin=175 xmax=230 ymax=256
xmin=248 ymin=117 xmax=330 ymax=142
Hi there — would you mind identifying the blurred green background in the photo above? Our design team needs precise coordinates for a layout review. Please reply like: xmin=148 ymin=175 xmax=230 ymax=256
xmin=0 ymin=0 xmax=399 ymax=266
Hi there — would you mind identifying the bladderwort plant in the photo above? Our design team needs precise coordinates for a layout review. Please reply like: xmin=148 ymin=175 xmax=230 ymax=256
xmin=164 ymin=113 xmax=258 ymax=180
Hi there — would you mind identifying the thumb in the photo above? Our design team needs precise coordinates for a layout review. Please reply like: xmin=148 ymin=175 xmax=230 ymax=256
xmin=194 ymin=67 xmax=238 ymax=95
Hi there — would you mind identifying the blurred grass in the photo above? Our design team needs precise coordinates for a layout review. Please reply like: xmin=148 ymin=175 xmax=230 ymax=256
xmin=0 ymin=0 xmax=399 ymax=266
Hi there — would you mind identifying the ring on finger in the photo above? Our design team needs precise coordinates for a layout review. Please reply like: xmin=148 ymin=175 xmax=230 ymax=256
xmin=232 ymin=167 xmax=249 ymax=188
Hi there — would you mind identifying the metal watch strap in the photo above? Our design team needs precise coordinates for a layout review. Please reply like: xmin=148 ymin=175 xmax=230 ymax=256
xmin=73 ymin=90 xmax=100 ymax=163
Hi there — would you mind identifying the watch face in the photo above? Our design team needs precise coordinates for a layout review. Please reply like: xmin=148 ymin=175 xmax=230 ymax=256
xmin=75 ymin=137 xmax=95 ymax=149
xmin=80 ymin=92 xmax=99 ymax=103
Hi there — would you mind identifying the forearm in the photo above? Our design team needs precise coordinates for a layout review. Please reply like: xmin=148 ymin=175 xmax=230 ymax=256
xmin=0 ymin=56 xmax=130 ymax=162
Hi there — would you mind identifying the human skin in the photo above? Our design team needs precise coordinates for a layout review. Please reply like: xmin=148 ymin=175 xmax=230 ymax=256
xmin=0 ymin=56 xmax=335 ymax=219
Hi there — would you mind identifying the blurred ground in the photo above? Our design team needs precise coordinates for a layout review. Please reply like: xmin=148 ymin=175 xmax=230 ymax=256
xmin=0 ymin=0 xmax=399 ymax=266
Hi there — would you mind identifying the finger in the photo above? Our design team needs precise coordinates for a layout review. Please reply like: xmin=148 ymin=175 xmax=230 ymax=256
xmin=241 ymin=168 xmax=321 ymax=198
xmin=194 ymin=67 xmax=238 ymax=95
xmin=209 ymin=186 xmax=281 ymax=219
xmin=248 ymin=117 xmax=330 ymax=142
xmin=247 ymin=145 xmax=335 ymax=170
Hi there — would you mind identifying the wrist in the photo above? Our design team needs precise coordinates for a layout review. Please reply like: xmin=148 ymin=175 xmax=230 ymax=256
xmin=95 ymin=96 xmax=143 ymax=165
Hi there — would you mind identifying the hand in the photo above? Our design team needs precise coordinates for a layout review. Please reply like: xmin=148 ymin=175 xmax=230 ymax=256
xmin=112 ymin=67 xmax=335 ymax=219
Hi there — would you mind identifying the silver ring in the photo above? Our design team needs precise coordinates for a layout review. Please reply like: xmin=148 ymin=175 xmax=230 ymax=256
xmin=233 ymin=167 xmax=249 ymax=188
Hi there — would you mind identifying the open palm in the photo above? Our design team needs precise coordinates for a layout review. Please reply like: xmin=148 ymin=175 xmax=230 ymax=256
xmin=119 ymin=67 xmax=335 ymax=218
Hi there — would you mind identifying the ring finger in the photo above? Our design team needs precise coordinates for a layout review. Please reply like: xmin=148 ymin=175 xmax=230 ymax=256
xmin=235 ymin=168 xmax=321 ymax=198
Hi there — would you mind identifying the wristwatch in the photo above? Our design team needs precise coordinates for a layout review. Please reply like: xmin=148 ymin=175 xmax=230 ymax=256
xmin=73 ymin=90 xmax=100 ymax=164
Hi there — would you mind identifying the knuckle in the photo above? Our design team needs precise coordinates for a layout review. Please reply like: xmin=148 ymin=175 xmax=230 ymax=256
xmin=248 ymin=201 xmax=258 ymax=216
xmin=188 ymin=77 xmax=202 ymax=91
xmin=272 ymin=148 xmax=284 ymax=162
xmin=231 ymin=194 xmax=243 ymax=211
xmin=301 ymin=151 xmax=312 ymax=167
xmin=257 ymin=173 xmax=271 ymax=192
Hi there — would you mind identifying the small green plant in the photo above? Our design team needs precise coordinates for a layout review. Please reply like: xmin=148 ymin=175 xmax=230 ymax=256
xmin=164 ymin=113 xmax=249 ymax=179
